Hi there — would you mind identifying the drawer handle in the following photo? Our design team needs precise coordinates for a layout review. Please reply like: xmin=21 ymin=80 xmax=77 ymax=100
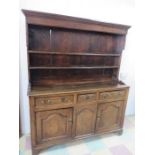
xmin=103 ymin=94 xmax=109 ymax=98
xmin=47 ymin=100 xmax=52 ymax=104
xmin=40 ymin=100 xmax=44 ymax=104
xmin=118 ymin=92 xmax=122 ymax=96
xmin=68 ymin=118 xmax=72 ymax=123
xmin=61 ymin=97 xmax=67 ymax=102
xmin=115 ymin=92 xmax=122 ymax=97
xmin=97 ymin=116 xmax=100 ymax=121
xmin=86 ymin=96 xmax=90 ymax=100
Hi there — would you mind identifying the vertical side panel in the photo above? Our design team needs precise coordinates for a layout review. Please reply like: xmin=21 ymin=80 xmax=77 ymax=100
xmin=29 ymin=97 xmax=37 ymax=146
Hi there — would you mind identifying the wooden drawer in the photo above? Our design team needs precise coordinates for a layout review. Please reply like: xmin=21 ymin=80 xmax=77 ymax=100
xmin=99 ymin=90 xmax=125 ymax=102
xmin=77 ymin=93 xmax=96 ymax=104
xmin=35 ymin=95 xmax=74 ymax=107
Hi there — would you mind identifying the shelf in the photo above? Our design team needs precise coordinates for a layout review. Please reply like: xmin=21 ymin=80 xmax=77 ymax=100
xmin=28 ymin=50 xmax=121 ymax=57
xmin=29 ymin=66 xmax=119 ymax=69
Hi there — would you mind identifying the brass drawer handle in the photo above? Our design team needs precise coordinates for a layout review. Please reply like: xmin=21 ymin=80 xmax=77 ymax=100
xmin=103 ymin=94 xmax=109 ymax=98
xmin=86 ymin=95 xmax=90 ymax=100
xmin=118 ymin=92 xmax=122 ymax=96
xmin=40 ymin=100 xmax=44 ymax=104
xmin=115 ymin=92 xmax=123 ymax=97
xmin=97 ymin=116 xmax=100 ymax=121
xmin=68 ymin=118 xmax=72 ymax=123
xmin=61 ymin=97 xmax=66 ymax=102
xmin=47 ymin=100 xmax=52 ymax=104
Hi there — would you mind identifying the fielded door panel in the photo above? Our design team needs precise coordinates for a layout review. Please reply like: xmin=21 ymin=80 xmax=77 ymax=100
xmin=95 ymin=101 xmax=124 ymax=133
xmin=75 ymin=104 xmax=97 ymax=138
xmin=36 ymin=108 xmax=73 ymax=144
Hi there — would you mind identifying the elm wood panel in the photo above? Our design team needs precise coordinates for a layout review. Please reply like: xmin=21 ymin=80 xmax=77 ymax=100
xmin=95 ymin=101 xmax=124 ymax=133
xmin=23 ymin=10 xmax=130 ymax=34
xmin=30 ymin=69 xmax=115 ymax=86
xmin=51 ymin=28 xmax=125 ymax=53
xmin=36 ymin=108 xmax=73 ymax=144
xmin=75 ymin=104 xmax=97 ymax=137
xmin=29 ymin=53 xmax=120 ymax=67
xmin=29 ymin=25 xmax=51 ymax=51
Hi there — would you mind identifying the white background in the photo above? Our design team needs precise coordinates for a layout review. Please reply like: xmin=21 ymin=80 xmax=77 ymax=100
xmin=19 ymin=0 xmax=135 ymax=134
xmin=2 ymin=0 xmax=155 ymax=155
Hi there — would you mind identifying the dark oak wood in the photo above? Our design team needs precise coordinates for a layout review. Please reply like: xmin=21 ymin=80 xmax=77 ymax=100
xmin=23 ymin=10 xmax=130 ymax=155
xmin=30 ymin=69 xmax=116 ymax=87
xmin=29 ymin=25 xmax=51 ymax=51
xmin=24 ymin=13 xmax=129 ymax=87
xmin=29 ymin=50 xmax=121 ymax=56
xmin=23 ymin=10 xmax=130 ymax=35
xmin=29 ymin=66 xmax=119 ymax=69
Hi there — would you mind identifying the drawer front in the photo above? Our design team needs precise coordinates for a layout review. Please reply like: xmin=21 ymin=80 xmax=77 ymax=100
xmin=35 ymin=95 xmax=74 ymax=107
xmin=99 ymin=90 xmax=125 ymax=102
xmin=77 ymin=93 xmax=96 ymax=104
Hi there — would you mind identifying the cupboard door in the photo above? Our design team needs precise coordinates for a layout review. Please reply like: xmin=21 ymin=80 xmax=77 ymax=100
xmin=96 ymin=101 xmax=123 ymax=133
xmin=75 ymin=104 xmax=97 ymax=138
xmin=36 ymin=108 xmax=73 ymax=144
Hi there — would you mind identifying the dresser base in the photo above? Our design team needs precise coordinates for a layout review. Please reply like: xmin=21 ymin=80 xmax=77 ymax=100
xmin=32 ymin=128 xmax=123 ymax=155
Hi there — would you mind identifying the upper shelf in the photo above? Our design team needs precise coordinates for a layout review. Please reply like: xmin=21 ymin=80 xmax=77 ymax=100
xmin=29 ymin=66 xmax=119 ymax=69
xmin=28 ymin=50 xmax=121 ymax=57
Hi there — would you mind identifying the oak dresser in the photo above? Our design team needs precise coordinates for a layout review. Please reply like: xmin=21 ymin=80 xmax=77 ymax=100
xmin=23 ymin=10 xmax=130 ymax=155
